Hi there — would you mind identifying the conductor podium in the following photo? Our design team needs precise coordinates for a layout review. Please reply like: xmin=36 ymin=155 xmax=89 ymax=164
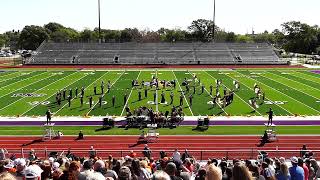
xmin=43 ymin=123 xmax=56 ymax=140
xmin=264 ymin=123 xmax=277 ymax=142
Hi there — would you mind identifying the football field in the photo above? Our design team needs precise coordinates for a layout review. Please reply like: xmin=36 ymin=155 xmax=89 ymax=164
xmin=0 ymin=69 xmax=319 ymax=117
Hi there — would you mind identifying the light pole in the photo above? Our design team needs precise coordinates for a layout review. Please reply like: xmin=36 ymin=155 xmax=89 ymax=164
xmin=212 ymin=0 xmax=216 ymax=42
xmin=98 ymin=0 xmax=101 ymax=43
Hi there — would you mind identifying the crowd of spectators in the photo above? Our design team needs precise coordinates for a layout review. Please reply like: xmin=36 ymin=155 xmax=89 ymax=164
xmin=1 ymin=146 xmax=320 ymax=180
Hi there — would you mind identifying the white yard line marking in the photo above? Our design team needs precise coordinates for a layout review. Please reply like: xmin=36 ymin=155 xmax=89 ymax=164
xmin=0 ymin=72 xmax=53 ymax=99
xmin=21 ymin=73 xmax=90 ymax=116
xmin=224 ymin=72 xmax=292 ymax=116
xmin=172 ymin=71 xmax=194 ymax=116
xmin=293 ymin=71 xmax=320 ymax=83
xmin=271 ymin=71 xmax=320 ymax=93
xmin=0 ymin=71 xmax=79 ymax=113
xmin=262 ymin=73 xmax=320 ymax=101
xmin=52 ymin=73 xmax=108 ymax=115
xmin=204 ymin=71 xmax=261 ymax=116
xmin=87 ymin=71 xmax=124 ymax=115
xmin=0 ymin=72 xmax=24 ymax=82
xmin=120 ymin=71 xmax=142 ymax=116
xmin=0 ymin=71 xmax=44 ymax=90
xmin=241 ymin=72 xmax=320 ymax=114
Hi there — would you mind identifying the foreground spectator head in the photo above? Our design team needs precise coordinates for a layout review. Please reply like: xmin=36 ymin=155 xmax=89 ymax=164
xmin=0 ymin=172 xmax=16 ymax=180
xmin=165 ymin=162 xmax=177 ymax=176
xmin=153 ymin=170 xmax=170 ymax=180
xmin=206 ymin=164 xmax=222 ymax=180
xmin=24 ymin=165 xmax=42 ymax=180
xmin=94 ymin=160 xmax=105 ymax=171
xmin=119 ymin=166 xmax=132 ymax=180
xmin=232 ymin=162 xmax=253 ymax=180
xmin=290 ymin=156 xmax=298 ymax=166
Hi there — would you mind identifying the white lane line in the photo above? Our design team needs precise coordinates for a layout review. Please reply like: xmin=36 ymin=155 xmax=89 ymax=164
xmin=120 ymin=71 xmax=142 ymax=116
xmin=0 ymin=71 xmax=43 ymax=90
xmin=172 ymin=71 xmax=194 ymax=116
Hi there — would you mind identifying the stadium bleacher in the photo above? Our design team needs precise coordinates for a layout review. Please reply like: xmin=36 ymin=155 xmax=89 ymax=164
xmin=28 ymin=42 xmax=286 ymax=65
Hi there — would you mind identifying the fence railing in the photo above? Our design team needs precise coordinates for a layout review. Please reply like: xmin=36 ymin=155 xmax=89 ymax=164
xmin=4 ymin=148 xmax=317 ymax=161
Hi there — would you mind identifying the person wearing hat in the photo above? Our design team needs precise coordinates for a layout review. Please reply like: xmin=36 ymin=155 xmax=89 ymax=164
xmin=14 ymin=158 xmax=26 ymax=178
xmin=289 ymin=156 xmax=304 ymax=180
xmin=24 ymin=165 xmax=43 ymax=180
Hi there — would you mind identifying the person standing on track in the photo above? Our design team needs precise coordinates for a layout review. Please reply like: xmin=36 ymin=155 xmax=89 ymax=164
xmin=46 ymin=109 xmax=52 ymax=124
xmin=267 ymin=108 xmax=273 ymax=125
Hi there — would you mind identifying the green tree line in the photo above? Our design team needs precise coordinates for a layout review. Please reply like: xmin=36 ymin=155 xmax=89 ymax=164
xmin=0 ymin=20 xmax=319 ymax=54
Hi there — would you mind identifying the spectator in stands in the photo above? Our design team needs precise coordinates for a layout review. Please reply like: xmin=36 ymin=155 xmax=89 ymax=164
xmin=289 ymin=156 xmax=304 ymax=180
xmin=94 ymin=160 xmax=106 ymax=176
xmin=250 ymin=164 xmax=263 ymax=180
xmin=28 ymin=149 xmax=37 ymax=161
xmin=153 ymin=170 xmax=171 ymax=180
xmin=13 ymin=158 xmax=26 ymax=178
xmin=206 ymin=164 xmax=222 ymax=180
xmin=0 ymin=148 xmax=8 ymax=160
xmin=172 ymin=149 xmax=181 ymax=162
xmin=131 ymin=159 xmax=151 ymax=180
xmin=300 ymin=145 xmax=308 ymax=158
xmin=298 ymin=157 xmax=309 ymax=180
xmin=59 ymin=161 xmax=80 ymax=180
xmin=261 ymin=162 xmax=275 ymax=180
xmin=143 ymin=145 xmax=151 ymax=160
xmin=181 ymin=149 xmax=190 ymax=162
xmin=0 ymin=172 xmax=16 ymax=180
xmin=275 ymin=163 xmax=290 ymax=180
xmin=265 ymin=158 xmax=275 ymax=176
xmin=88 ymin=146 xmax=96 ymax=159
xmin=165 ymin=162 xmax=181 ymax=180
xmin=310 ymin=159 xmax=320 ymax=179
xmin=304 ymin=158 xmax=315 ymax=180
xmin=232 ymin=162 xmax=253 ymax=180
xmin=129 ymin=150 xmax=137 ymax=158
xmin=195 ymin=168 xmax=206 ymax=180
xmin=24 ymin=165 xmax=42 ymax=180
xmin=41 ymin=164 xmax=53 ymax=179
xmin=118 ymin=166 xmax=132 ymax=180
xmin=52 ymin=162 xmax=63 ymax=180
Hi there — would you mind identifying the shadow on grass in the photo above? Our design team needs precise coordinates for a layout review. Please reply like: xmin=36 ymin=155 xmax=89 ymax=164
xmin=95 ymin=126 xmax=113 ymax=132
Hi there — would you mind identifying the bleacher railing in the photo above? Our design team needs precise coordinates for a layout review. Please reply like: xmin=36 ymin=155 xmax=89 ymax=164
xmin=5 ymin=149 xmax=316 ymax=161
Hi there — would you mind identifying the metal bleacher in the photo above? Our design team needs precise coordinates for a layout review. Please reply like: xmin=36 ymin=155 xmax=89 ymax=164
xmin=28 ymin=42 xmax=286 ymax=65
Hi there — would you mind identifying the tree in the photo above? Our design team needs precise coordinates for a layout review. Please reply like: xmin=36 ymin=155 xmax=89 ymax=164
xmin=0 ymin=34 xmax=7 ymax=47
xmin=19 ymin=25 xmax=49 ymax=50
xmin=225 ymin=32 xmax=236 ymax=42
xmin=80 ymin=29 xmax=98 ymax=42
xmin=281 ymin=21 xmax=318 ymax=54
xmin=120 ymin=29 xmax=133 ymax=42
xmin=236 ymin=35 xmax=253 ymax=43
xmin=44 ymin=22 xmax=65 ymax=33
xmin=188 ymin=19 xmax=215 ymax=41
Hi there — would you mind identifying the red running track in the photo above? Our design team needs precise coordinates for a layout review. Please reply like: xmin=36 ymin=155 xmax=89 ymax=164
xmin=0 ymin=136 xmax=317 ymax=160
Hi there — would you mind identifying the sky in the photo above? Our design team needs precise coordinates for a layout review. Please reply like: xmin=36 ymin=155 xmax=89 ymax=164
xmin=0 ymin=0 xmax=319 ymax=34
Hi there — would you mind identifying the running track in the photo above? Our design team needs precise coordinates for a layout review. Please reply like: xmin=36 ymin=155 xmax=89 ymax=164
xmin=0 ymin=135 xmax=318 ymax=160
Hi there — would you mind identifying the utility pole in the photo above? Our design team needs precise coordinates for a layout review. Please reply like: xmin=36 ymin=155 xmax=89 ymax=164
xmin=98 ymin=0 xmax=101 ymax=43
xmin=212 ymin=0 xmax=216 ymax=42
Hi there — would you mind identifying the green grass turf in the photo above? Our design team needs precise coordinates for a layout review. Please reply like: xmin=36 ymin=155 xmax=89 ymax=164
xmin=0 ymin=126 xmax=320 ymax=136
xmin=0 ymin=69 xmax=319 ymax=117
